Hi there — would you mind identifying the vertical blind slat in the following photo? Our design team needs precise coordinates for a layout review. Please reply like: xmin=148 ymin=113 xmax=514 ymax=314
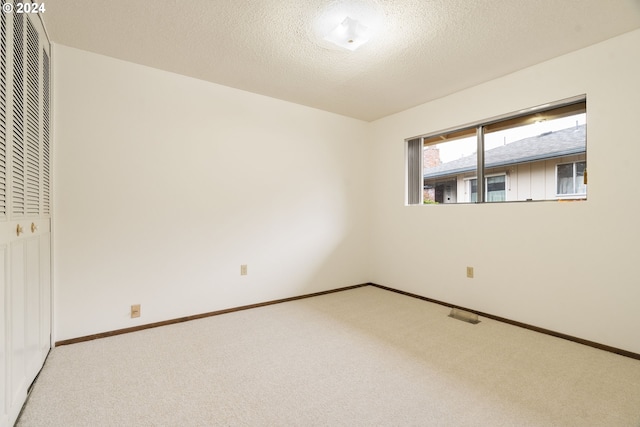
xmin=407 ymin=138 xmax=422 ymax=205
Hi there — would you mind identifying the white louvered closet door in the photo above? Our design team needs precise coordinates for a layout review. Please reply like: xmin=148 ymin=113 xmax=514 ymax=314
xmin=0 ymin=8 xmax=51 ymax=427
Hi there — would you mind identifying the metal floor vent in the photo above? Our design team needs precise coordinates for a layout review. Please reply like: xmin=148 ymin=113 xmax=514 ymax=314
xmin=448 ymin=308 xmax=480 ymax=324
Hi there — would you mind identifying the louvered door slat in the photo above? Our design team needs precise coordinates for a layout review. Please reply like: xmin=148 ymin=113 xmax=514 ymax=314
xmin=25 ymin=18 xmax=39 ymax=216
xmin=0 ymin=7 xmax=7 ymax=217
xmin=12 ymin=13 xmax=25 ymax=217
xmin=42 ymin=49 xmax=50 ymax=215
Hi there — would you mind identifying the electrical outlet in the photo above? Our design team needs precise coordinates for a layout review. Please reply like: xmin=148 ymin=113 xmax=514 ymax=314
xmin=131 ymin=304 xmax=141 ymax=318
xmin=240 ymin=264 xmax=248 ymax=276
xmin=466 ymin=267 xmax=474 ymax=278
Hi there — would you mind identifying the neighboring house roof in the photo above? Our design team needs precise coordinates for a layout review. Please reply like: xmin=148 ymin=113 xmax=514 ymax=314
xmin=424 ymin=124 xmax=586 ymax=179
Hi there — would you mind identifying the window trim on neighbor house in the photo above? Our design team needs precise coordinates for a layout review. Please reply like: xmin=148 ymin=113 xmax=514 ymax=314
xmin=556 ymin=161 xmax=587 ymax=198
xmin=406 ymin=95 xmax=586 ymax=205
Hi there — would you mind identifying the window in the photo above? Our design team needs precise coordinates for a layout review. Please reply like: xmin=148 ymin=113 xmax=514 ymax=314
xmin=469 ymin=175 xmax=506 ymax=203
xmin=407 ymin=96 xmax=586 ymax=204
xmin=421 ymin=131 xmax=476 ymax=204
xmin=557 ymin=161 xmax=586 ymax=197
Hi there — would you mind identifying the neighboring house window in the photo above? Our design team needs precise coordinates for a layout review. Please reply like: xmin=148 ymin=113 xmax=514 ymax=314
xmin=557 ymin=161 xmax=586 ymax=197
xmin=408 ymin=95 xmax=587 ymax=205
xmin=469 ymin=175 xmax=506 ymax=203
xmin=469 ymin=179 xmax=477 ymax=203
xmin=487 ymin=175 xmax=506 ymax=202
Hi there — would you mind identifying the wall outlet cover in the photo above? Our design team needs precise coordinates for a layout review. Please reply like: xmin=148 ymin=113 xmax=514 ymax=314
xmin=131 ymin=304 xmax=141 ymax=318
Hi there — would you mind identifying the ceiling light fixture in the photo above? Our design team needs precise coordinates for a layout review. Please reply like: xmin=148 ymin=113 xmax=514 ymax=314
xmin=324 ymin=17 xmax=370 ymax=51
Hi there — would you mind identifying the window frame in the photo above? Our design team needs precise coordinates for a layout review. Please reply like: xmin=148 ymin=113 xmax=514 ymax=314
xmin=406 ymin=95 xmax=587 ymax=205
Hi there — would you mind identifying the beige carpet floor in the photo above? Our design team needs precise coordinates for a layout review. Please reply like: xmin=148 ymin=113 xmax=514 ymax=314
xmin=16 ymin=286 xmax=640 ymax=426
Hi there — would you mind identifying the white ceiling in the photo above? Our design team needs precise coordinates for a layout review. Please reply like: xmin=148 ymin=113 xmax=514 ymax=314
xmin=42 ymin=0 xmax=640 ymax=121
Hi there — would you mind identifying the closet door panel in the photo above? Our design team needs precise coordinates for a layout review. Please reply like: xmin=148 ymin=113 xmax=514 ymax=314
xmin=9 ymin=241 xmax=26 ymax=417
xmin=24 ymin=236 xmax=40 ymax=381
xmin=0 ymin=246 xmax=6 ymax=427
xmin=39 ymin=231 xmax=50 ymax=361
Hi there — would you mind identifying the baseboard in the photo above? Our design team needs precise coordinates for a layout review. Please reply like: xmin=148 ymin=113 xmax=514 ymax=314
xmin=56 ymin=282 xmax=640 ymax=361
xmin=55 ymin=283 xmax=370 ymax=347
xmin=369 ymin=283 xmax=640 ymax=361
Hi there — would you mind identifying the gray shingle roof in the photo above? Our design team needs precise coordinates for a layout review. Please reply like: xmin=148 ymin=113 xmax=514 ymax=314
xmin=424 ymin=124 xmax=586 ymax=179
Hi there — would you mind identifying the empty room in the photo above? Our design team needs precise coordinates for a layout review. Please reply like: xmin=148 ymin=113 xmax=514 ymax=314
xmin=2 ymin=0 xmax=640 ymax=426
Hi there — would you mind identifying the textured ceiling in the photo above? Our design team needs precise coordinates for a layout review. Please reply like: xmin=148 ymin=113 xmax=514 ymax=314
xmin=42 ymin=0 xmax=640 ymax=121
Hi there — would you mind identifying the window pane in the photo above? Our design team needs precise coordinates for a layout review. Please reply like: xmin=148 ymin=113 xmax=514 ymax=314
xmin=423 ymin=135 xmax=476 ymax=204
xmin=485 ymin=112 xmax=586 ymax=201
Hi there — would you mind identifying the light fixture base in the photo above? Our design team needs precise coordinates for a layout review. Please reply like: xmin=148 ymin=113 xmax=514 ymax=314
xmin=324 ymin=17 xmax=370 ymax=51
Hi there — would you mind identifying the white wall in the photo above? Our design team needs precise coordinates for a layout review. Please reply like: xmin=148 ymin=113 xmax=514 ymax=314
xmin=52 ymin=46 xmax=370 ymax=342
xmin=54 ymin=30 xmax=640 ymax=354
xmin=368 ymin=29 xmax=640 ymax=354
